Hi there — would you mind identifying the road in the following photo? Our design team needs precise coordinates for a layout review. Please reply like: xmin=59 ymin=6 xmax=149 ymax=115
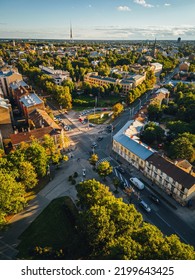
xmin=61 ymin=107 xmax=195 ymax=248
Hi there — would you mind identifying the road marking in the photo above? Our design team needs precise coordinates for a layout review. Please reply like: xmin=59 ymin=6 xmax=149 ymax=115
xmin=174 ymin=230 xmax=189 ymax=244
xmin=155 ymin=212 xmax=171 ymax=228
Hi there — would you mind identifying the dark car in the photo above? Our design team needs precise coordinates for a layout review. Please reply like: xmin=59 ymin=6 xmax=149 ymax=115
xmin=116 ymin=166 xmax=125 ymax=174
xmin=97 ymin=136 xmax=103 ymax=141
xmin=149 ymin=194 xmax=160 ymax=204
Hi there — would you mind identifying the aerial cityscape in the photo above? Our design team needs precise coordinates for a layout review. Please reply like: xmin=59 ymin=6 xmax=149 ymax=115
xmin=0 ymin=0 xmax=195 ymax=261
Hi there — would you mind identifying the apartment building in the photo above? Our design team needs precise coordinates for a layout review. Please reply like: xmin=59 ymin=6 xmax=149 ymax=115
xmin=150 ymin=62 xmax=163 ymax=76
xmin=84 ymin=72 xmax=145 ymax=94
xmin=144 ymin=153 xmax=195 ymax=205
xmin=112 ymin=120 xmax=195 ymax=205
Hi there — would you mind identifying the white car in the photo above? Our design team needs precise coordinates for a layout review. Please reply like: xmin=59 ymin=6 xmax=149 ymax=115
xmin=82 ymin=168 xmax=86 ymax=177
xmin=140 ymin=200 xmax=151 ymax=213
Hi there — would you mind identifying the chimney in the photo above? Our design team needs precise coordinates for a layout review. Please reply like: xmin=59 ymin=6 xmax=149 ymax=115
xmin=148 ymin=146 xmax=150 ymax=150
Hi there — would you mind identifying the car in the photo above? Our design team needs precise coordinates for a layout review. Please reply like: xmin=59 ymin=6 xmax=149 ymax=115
xmin=97 ymin=136 xmax=103 ymax=141
xmin=129 ymin=177 xmax=144 ymax=190
xmin=89 ymin=123 xmax=95 ymax=127
xmin=91 ymin=142 xmax=97 ymax=148
xmin=82 ymin=168 xmax=86 ymax=177
xmin=116 ymin=166 xmax=125 ymax=174
xmin=140 ymin=200 xmax=151 ymax=213
xmin=149 ymin=194 xmax=160 ymax=204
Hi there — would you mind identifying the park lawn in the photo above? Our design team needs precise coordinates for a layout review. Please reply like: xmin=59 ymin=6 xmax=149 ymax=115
xmin=88 ymin=111 xmax=111 ymax=124
xmin=17 ymin=196 xmax=84 ymax=259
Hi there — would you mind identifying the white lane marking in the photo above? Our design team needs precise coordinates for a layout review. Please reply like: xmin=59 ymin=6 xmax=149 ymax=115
xmin=155 ymin=212 xmax=171 ymax=228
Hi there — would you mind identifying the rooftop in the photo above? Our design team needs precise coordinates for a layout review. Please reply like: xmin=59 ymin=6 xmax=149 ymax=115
xmin=19 ymin=93 xmax=43 ymax=107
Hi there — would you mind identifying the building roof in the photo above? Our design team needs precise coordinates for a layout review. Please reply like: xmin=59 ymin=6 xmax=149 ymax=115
xmin=156 ymin=87 xmax=170 ymax=94
xmin=114 ymin=134 xmax=154 ymax=160
xmin=29 ymin=109 xmax=60 ymax=130
xmin=147 ymin=153 xmax=195 ymax=189
xmin=10 ymin=80 xmax=28 ymax=90
xmin=10 ymin=126 xmax=62 ymax=146
xmin=19 ymin=93 xmax=43 ymax=107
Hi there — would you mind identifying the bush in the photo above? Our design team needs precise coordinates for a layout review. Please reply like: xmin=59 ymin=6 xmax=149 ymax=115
xmin=73 ymin=172 xmax=78 ymax=178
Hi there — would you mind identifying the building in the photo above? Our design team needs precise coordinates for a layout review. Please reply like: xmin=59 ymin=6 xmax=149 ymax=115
xmin=179 ymin=62 xmax=190 ymax=72
xmin=19 ymin=92 xmax=45 ymax=119
xmin=84 ymin=72 xmax=145 ymax=94
xmin=113 ymin=120 xmax=154 ymax=170
xmin=9 ymin=80 xmax=30 ymax=102
xmin=39 ymin=65 xmax=71 ymax=85
xmin=0 ymin=69 xmax=22 ymax=98
xmin=10 ymin=126 xmax=63 ymax=148
xmin=28 ymin=109 xmax=60 ymax=130
xmin=112 ymin=120 xmax=195 ymax=205
xmin=150 ymin=62 xmax=163 ymax=76
xmin=0 ymin=96 xmax=13 ymax=140
xmin=144 ymin=153 xmax=195 ymax=205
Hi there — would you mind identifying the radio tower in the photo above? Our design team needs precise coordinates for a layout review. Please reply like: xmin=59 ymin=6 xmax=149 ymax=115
xmin=70 ymin=21 xmax=73 ymax=41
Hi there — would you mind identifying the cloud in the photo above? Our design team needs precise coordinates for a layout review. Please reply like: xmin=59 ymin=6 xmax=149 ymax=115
xmin=93 ymin=25 xmax=195 ymax=39
xmin=134 ymin=0 xmax=154 ymax=8
xmin=88 ymin=4 xmax=92 ymax=8
xmin=117 ymin=6 xmax=131 ymax=12
xmin=164 ymin=3 xmax=171 ymax=7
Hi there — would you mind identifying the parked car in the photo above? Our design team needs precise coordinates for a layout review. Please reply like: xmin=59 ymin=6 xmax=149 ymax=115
xmin=129 ymin=177 xmax=144 ymax=190
xmin=140 ymin=200 xmax=151 ymax=213
xmin=149 ymin=194 xmax=160 ymax=204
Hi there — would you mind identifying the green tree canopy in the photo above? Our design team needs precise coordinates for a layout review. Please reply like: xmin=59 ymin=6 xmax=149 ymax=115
xmin=97 ymin=160 xmax=113 ymax=179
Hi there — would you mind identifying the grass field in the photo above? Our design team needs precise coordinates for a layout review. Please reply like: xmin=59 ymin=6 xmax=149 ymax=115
xmin=17 ymin=197 xmax=85 ymax=259
xmin=88 ymin=111 xmax=111 ymax=124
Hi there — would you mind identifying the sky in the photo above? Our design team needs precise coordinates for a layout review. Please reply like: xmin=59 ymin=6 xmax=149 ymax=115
xmin=0 ymin=0 xmax=195 ymax=40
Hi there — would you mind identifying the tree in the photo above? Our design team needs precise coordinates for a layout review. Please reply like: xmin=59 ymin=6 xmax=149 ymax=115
xmin=112 ymin=103 xmax=124 ymax=117
xmin=89 ymin=153 xmax=99 ymax=166
xmin=97 ymin=161 xmax=113 ymax=179
xmin=76 ymin=179 xmax=195 ymax=260
xmin=25 ymin=140 xmax=49 ymax=177
xmin=56 ymin=86 xmax=72 ymax=109
xmin=43 ymin=134 xmax=61 ymax=164
xmin=18 ymin=161 xmax=38 ymax=190
xmin=0 ymin=170 xmax=26 ymax=215
xmin=169 ymin=136 xmax=195 ymax=162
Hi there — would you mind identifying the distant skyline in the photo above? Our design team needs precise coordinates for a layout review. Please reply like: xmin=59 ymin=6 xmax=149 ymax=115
xmin=0 ymin=0 xmax=195 ymax=40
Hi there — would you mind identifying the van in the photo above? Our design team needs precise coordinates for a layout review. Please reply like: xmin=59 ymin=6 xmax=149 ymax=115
xmin=140 ymin=200 xmax=151 ymax=213
xmin=129 ymin=177 xmax=144 ymax=190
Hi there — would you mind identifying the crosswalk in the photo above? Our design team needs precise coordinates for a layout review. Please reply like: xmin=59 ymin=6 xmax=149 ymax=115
xmin=113 ymin=168 xmax=130 ymax=187
xmin=97 ymin=156 xmax=113 ymax=165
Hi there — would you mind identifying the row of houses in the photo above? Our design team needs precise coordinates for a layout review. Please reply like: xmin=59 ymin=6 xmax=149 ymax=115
xmin=112 ymin=119 xmax=195 ymax=205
